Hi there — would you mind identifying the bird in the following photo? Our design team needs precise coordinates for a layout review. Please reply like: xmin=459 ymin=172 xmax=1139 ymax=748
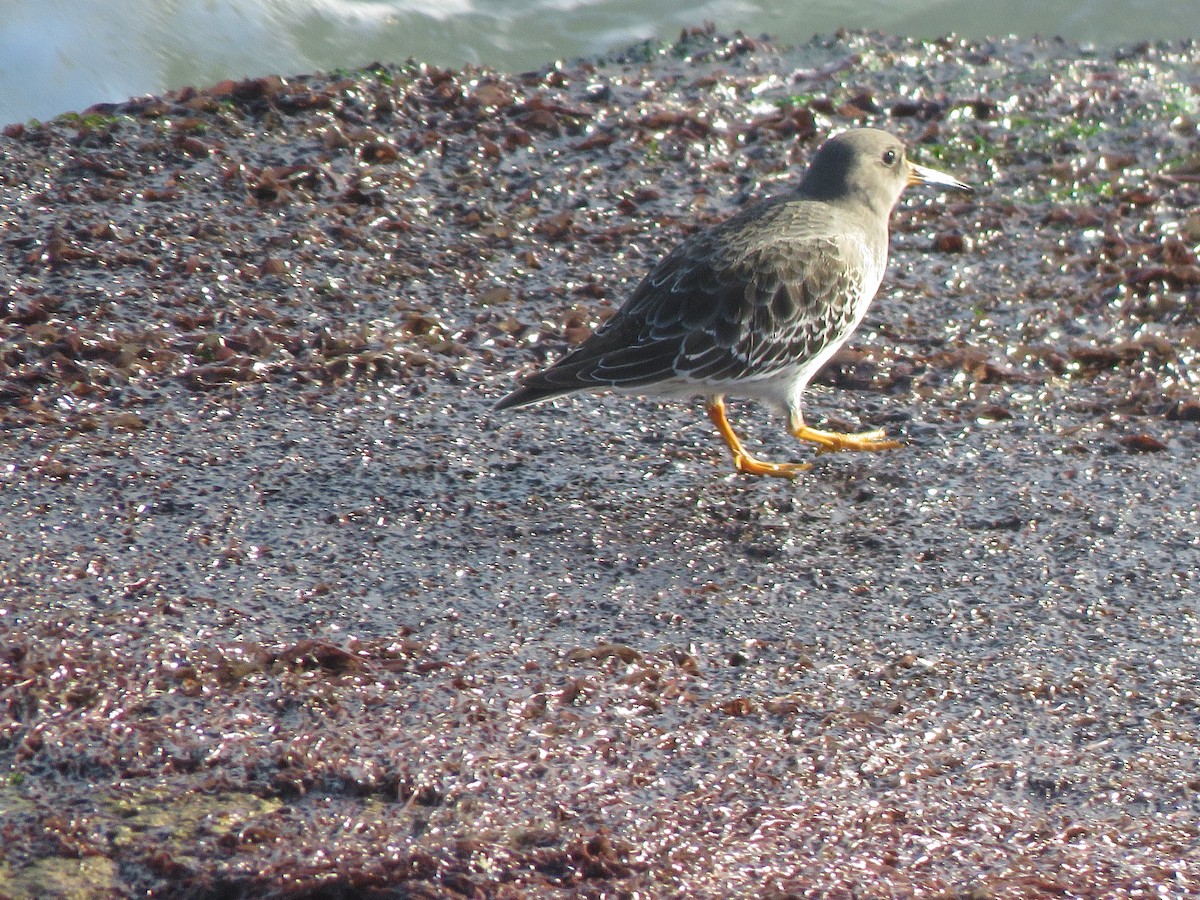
xmin=494 ymin=127 xmax=971 ymax=479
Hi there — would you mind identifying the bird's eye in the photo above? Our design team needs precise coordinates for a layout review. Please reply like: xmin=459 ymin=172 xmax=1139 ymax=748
xmin=882 ymin=148 xmax=898 ymax=166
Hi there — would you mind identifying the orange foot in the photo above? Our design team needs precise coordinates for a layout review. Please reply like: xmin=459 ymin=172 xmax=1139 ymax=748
xmin=792 ymin=424 xmax=903 ymax=456
xmin=706 ymin=398 xmax=812 ymax=480
xmin=731 ymin=453 xmax=813 ymax=479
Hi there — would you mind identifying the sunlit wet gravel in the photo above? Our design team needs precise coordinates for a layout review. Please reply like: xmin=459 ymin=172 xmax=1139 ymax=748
xmin=2 ymin=27 xmax=1199 ymax=898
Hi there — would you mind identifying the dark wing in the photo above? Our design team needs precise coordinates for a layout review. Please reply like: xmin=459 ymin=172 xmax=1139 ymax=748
xmin=495 ymin=196 xmax=870 ymax=409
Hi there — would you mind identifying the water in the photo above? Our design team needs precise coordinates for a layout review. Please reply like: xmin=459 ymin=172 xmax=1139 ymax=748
xmin=1 ymin=0 xmax=1197 ymax=125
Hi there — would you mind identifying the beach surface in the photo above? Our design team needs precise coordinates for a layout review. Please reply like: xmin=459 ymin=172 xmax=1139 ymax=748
xmin=2 ymin=28 xmax=1199 ymax=897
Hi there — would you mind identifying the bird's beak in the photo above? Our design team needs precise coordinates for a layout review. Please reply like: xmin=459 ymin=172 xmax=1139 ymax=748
xmin=908 ymin=162 xmax=972 ymax=193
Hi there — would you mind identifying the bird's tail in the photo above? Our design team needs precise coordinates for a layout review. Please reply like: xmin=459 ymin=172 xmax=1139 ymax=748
xmin=494 ymin=384 xmax=560 ymax=411
xmin=493 ymin=369 xmax=586 ymax=411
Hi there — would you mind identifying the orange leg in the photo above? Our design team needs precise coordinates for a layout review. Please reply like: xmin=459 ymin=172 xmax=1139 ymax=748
xmin=706 ymin=397 xmax=811 ymax=479
xmin=789 ymin=416 xmax=902 ymax=456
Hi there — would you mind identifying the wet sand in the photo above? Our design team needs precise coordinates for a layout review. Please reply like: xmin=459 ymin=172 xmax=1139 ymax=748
xmin=2 ymin=27 xmax=1199 ymax=897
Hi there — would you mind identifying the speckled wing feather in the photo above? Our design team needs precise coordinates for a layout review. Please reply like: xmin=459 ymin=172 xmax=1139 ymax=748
xmin=495 ymin=195 xmax=874 ymax=407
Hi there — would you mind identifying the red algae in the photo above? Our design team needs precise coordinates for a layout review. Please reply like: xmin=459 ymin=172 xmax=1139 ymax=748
xmin=2 ymin=26 xmax=1199 ymax=899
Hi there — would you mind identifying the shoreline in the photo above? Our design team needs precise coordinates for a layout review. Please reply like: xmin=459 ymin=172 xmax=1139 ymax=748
xmin=2 ymin=28 xmax=1198 ymax=897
